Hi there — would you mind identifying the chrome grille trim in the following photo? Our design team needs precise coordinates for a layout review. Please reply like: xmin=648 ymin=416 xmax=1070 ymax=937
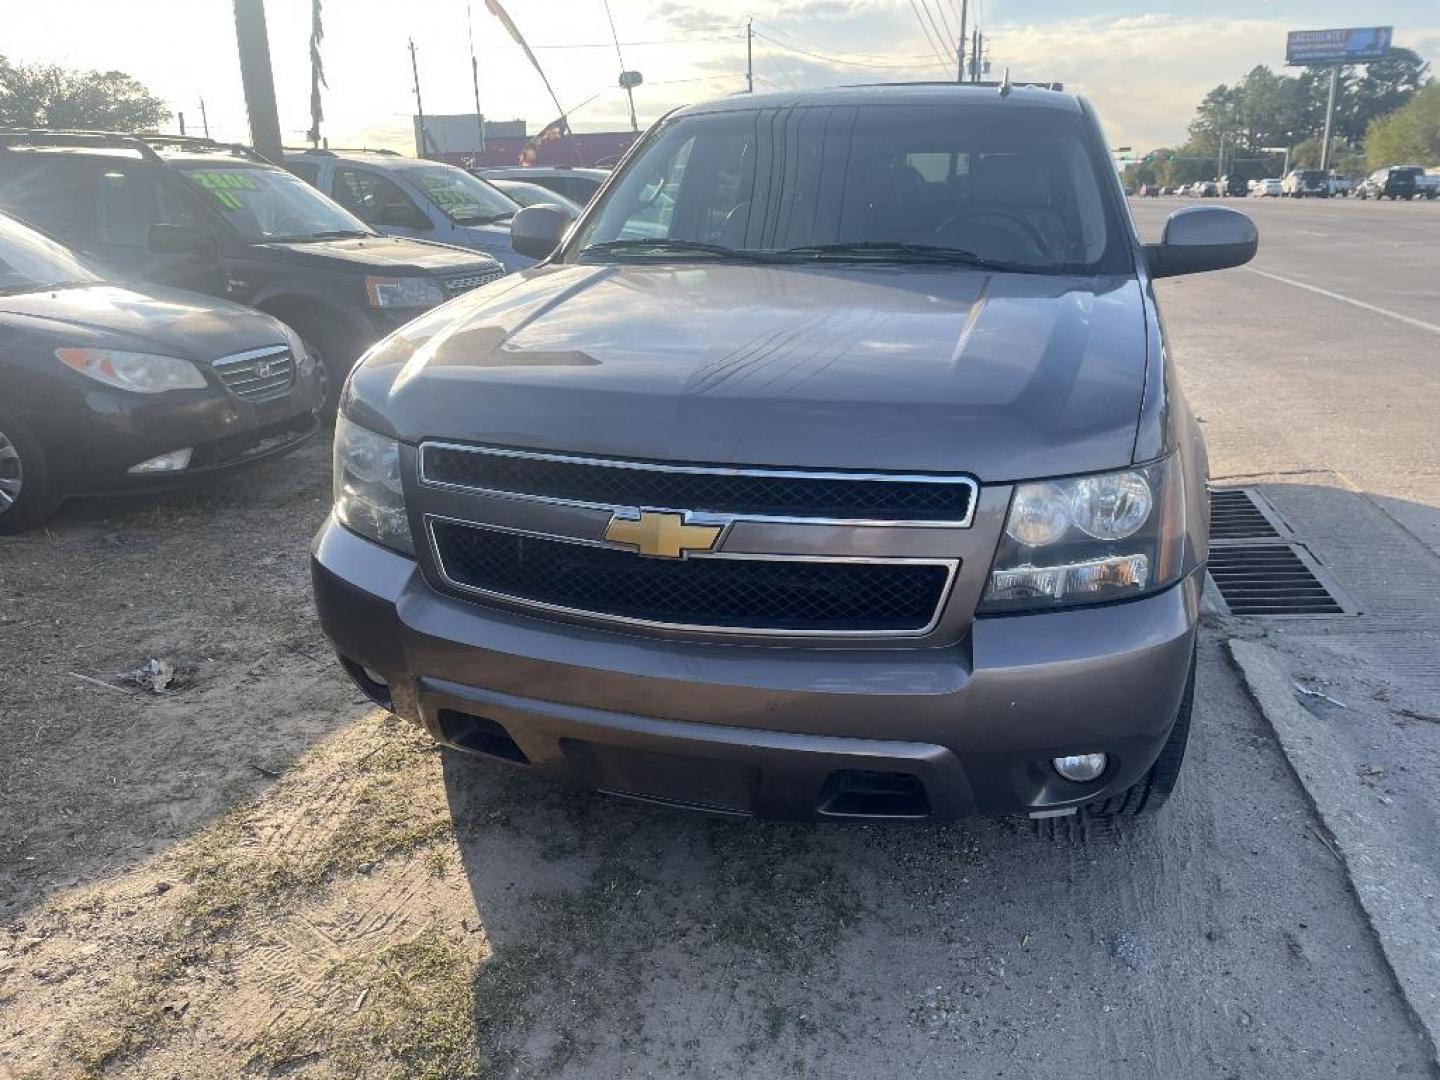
xmin=417 ymin=442 xmax=979 ymax=528
xmin=213 ymin=344 xmax=295 ymax=402
xmin=424 ymin=515 xmax=959 ymax=638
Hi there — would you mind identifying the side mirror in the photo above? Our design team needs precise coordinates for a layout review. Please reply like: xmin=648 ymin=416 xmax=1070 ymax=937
xmin=148 ymin=223 xmax=217 ymax=258
xmin=1144 ymin=206 xmax=1257 ymax=278
xmin=510 ymin=204 xmax=570 ymax=261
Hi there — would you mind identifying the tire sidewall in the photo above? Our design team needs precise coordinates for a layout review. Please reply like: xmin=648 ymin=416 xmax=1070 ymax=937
xmin=0 ymin=409 xmax=60 ymax=535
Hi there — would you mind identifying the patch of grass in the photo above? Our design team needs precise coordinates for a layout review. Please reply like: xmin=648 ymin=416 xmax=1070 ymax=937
xmin=62 ymin=976 xmax=179 ymax=1079
xmin=331 ymin=929 xmax=481 ymax=1080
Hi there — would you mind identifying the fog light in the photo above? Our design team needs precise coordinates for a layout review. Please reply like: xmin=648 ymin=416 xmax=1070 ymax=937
xmin=127 ymin=448 xmax=193 ymax=474
xmin=1053 ymin=753 xmax=1108 ymax=782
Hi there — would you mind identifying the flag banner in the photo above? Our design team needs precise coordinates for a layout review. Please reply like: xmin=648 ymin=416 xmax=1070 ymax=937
xmin=519 ymin=115 xmax=571 ymax=165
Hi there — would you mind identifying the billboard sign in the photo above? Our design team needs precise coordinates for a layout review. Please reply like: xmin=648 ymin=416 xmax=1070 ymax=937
xmin=1286 ymin=26 xmax=1393 ymax=65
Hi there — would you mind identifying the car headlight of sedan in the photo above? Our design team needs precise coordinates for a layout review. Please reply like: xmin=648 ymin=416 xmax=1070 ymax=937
xmin=978 ymin=455 xmax=1188 ymax=614
xmin=364 ymin=275 xmax=445 ymax=309
xmin=56 ymin=347 xmax=207 ymax=393
xmin=333 ymin=417 xmax=414 ymax=555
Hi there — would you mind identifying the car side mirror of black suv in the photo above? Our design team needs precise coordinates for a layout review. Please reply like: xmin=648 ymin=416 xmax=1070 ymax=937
xmin=510 ymin=205 xmax=571 ymax=261
xmin=1145 ymin=206 xmax=1257 ymax=278
xmin=148 ymin=223 xmax=218 ymax=258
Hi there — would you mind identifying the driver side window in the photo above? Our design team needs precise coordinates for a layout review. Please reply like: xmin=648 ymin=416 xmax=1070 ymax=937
xmin=333 ymin=168 xmax=427 ymax=229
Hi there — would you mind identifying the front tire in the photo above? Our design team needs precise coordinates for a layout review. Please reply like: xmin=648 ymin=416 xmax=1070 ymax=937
xmin=0 ymin=412 xmax=62 ymax=535
xmin=1084 ymin=647 xmax=1196 ymax=819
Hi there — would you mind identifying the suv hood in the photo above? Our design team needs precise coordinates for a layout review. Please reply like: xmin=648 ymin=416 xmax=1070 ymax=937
xmin=249 ymin=234 xmax=498 ymax=274
xmin=0 ymin=283 xmax=290 ymax=360
xmin=347 ymin=263 xmax=1148 ymax=482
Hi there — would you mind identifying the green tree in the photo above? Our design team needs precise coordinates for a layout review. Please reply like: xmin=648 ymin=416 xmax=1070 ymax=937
xmin=1365 ymin=81 xmax=1440 ymax=168
xmin=1343 ymin=48 xmax=1431 ymax=142
xmin=0 ymin=56 xmax=169 ymax=131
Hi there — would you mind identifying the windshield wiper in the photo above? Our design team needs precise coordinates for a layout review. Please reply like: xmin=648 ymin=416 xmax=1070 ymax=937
xmin=0 ymin=279 xmax=97 ymax=295
xmin=578 ymin=238 xmax=781 ymax=262
xmin=776 ymin=242 xmax=1044 ymax=272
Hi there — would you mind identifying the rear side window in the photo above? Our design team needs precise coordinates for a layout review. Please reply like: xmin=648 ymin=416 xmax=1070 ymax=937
xmin=287 ymin=161 xmax=321 ymax=185
xmin=0 ymin=156 xmax=195 ymax=250
xmin=0 ymin=157 xmax=101 ymax=246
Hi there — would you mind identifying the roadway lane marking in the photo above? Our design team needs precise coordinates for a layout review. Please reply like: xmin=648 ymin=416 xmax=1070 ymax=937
xmin=1245 ymin=267 xmax=1440 ymax=336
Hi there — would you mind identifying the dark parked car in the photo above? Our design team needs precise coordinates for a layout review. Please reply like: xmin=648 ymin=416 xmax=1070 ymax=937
xmin=474 ymin=166 xmax=609 ymax=206
xmin=314 ymin=83 xmax=1257 ymax=822
xmin=486 ymin=178 xmax=583 ymax=218
xmin=1355 ymin=166 xmax=1420 ymax=200
xmin=0 ymin=132 xmax=505 ymax=406
xmin=0 ymin=212 xmax=323 ymax=532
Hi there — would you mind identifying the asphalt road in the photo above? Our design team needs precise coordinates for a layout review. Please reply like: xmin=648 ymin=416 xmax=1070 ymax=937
xmin=1131 ymin=195 xmax=1440 ymax=557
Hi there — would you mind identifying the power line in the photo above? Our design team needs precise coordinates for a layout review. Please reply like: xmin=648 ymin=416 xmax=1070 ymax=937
xmin=917 ymin=0 xmax=954 ymax=66
xmin=751 ymin=30 xmax=943 ymax=73
xmin=906 ymin=0 xmax=953 ymax=70
xmin=752 ymin=22 xmax=938 ymax=63
xmin=928 ymin=0 xmax=955 ymax=46
xmin=529 ymin=36 xmax=744 ymax=49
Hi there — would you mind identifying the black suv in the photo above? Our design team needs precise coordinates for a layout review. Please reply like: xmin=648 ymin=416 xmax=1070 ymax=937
xmin=0 ymin=132 xmax=505 ymax=400
xmin=1355 ymin=166 xmax=1419 ymax=201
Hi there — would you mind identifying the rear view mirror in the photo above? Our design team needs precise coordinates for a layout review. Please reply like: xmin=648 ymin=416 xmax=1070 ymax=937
xmin=510 ymin=204 xmax=571 ymax=261
xmin=148 ymin=223 xmax=217 ymax=258
xmin=1144 ymin=206 xmax=1257 ymax=278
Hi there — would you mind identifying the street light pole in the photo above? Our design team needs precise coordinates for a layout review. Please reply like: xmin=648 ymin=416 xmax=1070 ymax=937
xmin=746 ymin=18 xmax=753 ymax=93
xmin=957 ymin=0 xmax=967 ymax=84
xmin=1320 ymin=64 xmax=1340 ymax=173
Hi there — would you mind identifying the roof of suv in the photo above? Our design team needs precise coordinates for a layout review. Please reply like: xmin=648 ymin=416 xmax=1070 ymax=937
xmin=670 ymin=81 xmax=1081 ymax=118
xmin=285 ymin=148 xmax=423 ymax=170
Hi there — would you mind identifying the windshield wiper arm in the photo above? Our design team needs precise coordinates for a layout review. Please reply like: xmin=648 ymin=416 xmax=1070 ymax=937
xmin=776 ymin=242 xmax=1043 ymax=272
xmin=266 ymin=229 xmax=374 ymax=242
xmin=578 ymin=238 xmax=781 ymax=262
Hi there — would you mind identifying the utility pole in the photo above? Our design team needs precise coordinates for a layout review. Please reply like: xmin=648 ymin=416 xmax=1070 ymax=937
xmin=957 ymin=0 xmax=967 ymax=84
xmin=178 ymin=112 xmax=186 ymax=136
xmin=409 ymin=38 xmax=428 ymax=157
xmin=746 ymin=18 xmax=753 ymax=93
xmin=466 ymin=0 xmax=485 ymax=156
xmin=232 ymin=0 xmax=284 ymax=162
xmin=970 ymin=30 xmax=981 ymax=83
xmin=1320 ymin=64 xmax=1340 ymax=173
xmin=199 ymin=98 xmax=210 ymax=138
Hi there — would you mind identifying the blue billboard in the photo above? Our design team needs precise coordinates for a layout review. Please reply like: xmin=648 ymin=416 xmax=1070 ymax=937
xmin=1286 ymin=26 xmax=1393 ymax=65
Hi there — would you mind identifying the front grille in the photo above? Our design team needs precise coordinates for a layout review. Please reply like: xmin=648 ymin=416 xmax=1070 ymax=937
xmin=445 ymin=269 xmax=505 ymax=295
xmin=429 ymin=519 xmax=953 ymax=634
xmin=421 ymin=444 xmax=976 ymax=524
xmin=214 ymin=345 xmax=295 ymax=402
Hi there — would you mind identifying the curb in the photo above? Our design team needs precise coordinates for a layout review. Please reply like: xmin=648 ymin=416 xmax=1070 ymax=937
xmin=1228 ymin=638 xmax=1440 ymax=1068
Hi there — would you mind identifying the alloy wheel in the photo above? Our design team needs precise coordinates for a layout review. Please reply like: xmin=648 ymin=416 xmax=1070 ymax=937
xmin=0 ymin=428 xmax=23 ymax=515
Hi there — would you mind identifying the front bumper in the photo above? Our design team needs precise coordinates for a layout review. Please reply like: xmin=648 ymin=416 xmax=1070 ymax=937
xmin=312 ymin=518 xmax=1202 ymax=820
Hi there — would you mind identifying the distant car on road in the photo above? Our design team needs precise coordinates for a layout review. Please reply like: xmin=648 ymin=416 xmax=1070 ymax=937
xmin=0 ymin=212 xmax=324 ymax=532
xmin=0 ymin=132 xmax=503 ymax=408
xmin=1219 ymin=174 xmax=1248 ymax=197
xmin=286 ymin=149 xmax=533 ymax=271
xmin=1398 ymin=166 xmax=1437 ymax=200
xmin=1355 ymin=166 xmax=1420 ymax=201
xmin=474 ymin=166 xmax=609 ymax=206
xmin=1251 ymin=178 xmax=1282 ymax=197
xmin=486 ymin=178 xmax=583 ymax=218
xmin=1282 ymin=169 xmax=1328 ymax=197
xmin=1328 ymin=174 xmax=1355 ymax=197
xmin=1196 ymin=180 xmax=1220 ymax=197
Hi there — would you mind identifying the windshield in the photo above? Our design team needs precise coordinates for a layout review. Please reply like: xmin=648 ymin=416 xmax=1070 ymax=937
xmin=494 ymin=180 xmax=582 ymax=215
xmin=0 ymin=213 xmax=101 ymax=294
xmin=572 ymin=103 xmax=1128 ymax=274
xmin=176 ymin=164 xmax=372 ymax=242
xmin=402 ymin=165 xmax=519 ymax=225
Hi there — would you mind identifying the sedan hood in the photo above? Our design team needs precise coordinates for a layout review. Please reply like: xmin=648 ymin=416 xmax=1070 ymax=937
xmin=0 ymin=283 xmax=290 ymax=360
xmin=347 ymin=263 xmax=1148 ymax=482
xmin=250 ymin=234 xmax=498 ymax=274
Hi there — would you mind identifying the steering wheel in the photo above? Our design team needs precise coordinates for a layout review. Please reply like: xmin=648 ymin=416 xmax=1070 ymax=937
xmin=934 ymin=207 xmax=1049 ymax=261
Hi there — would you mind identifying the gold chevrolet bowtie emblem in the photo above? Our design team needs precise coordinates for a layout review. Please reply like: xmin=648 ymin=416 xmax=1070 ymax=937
xmin=604 ymin=510 xmax=723 ymax=559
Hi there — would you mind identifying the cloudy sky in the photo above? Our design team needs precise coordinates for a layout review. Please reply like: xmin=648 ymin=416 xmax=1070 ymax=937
xmin=6 ymin=1 xmax=1439 ymax=153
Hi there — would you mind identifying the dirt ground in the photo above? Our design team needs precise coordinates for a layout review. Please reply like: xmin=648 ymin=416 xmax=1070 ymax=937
xmin=0 ymin=440 xmax=1431 ymax=1080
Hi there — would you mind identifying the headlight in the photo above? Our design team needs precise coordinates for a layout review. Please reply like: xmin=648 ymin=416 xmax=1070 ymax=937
xmin=364 ymin=275 xmax=445 ymax=309
xmin=56 ymin=348 xmax=207 ymax=393
xmin=333 ymin=417 xmax=414 ymax=555
xmin=978 ymin=456 xmax=1187 ymax=614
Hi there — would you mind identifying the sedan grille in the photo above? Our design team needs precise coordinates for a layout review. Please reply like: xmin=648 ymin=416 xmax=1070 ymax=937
xmin=429 ymin=519 xmax=954 ymax=635
xmin=444 ymin=269 xmax=505 ymax=295
xmin=213 ymin=345 xmax=295 ymax=402
xmin=421 ymin=444 xmax=977 ymax=524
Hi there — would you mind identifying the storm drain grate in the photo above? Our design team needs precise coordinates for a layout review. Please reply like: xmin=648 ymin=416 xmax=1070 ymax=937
xmin=1207 ymin=543 xmax=1347 ymax=616
xmin=1209 ymin=487 xmax=1284 ymax=540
